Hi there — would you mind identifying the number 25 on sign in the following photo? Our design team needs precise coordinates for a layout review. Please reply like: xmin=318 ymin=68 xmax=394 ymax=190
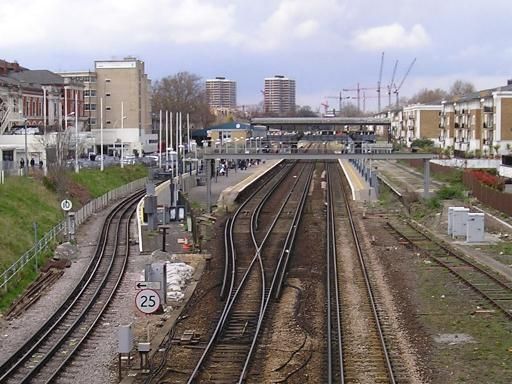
xmin=135 ymin=289 xmax=161 ymax=314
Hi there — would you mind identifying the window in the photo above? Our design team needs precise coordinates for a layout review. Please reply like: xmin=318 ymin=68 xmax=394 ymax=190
xmin=105 ymin=79 xmax=111 ymax=83
xmin=89 ymin=118 xmax=96 ymax=125
xmin=106 ymin=106 xmax=111 ymax=111
xmin=85 ymin=104 xmax=90 ymax=111
xmin=90 ymin=104 xmax=96 ymax=111
xmin=84 ymin=90 xmax=90 ymax=97
xmin=90 ymin=90 xmax=96 ymax=97
xmin=106 ymin=92 xmax=111 ymax=97
xmin=106 ymin=120 xmax=112 ymax=125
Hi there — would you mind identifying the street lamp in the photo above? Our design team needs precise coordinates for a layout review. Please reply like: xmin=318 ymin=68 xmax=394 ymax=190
xmin=120 ymin=102 xmax=127 ymax=168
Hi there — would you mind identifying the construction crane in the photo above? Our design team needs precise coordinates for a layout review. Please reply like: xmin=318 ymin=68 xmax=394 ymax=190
xmin=376 ymin=52 xmax=384 ymax=113
xmin=342 ymin=83 xmax=378 ymax=112
xmin=325 ymin=92 xmax=352 ymax=114
xmin=320 ymin=100 xmax=330 ymax=115
xmin=387 ymin=59 xmax=398 ymax=109
xmin=394 ymin=58 xmax=416 ymax=108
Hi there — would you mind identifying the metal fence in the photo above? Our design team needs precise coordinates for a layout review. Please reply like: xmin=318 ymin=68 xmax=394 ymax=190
xmin=1 ymin=177 xmax=147 ymax=292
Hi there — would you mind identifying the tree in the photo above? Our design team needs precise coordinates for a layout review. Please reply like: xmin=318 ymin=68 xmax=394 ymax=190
xmin=341 ymin=102 xmax=369 ymax=117
xmin=152 ymin=72 xmax=215 ymax=128
xmin=449 ymin=80 xmax=475 ymax=98
xmin=407 ymin=88 xmax=448 ymax=104
xmin=294 ymin=105 xmax=318 ymax=117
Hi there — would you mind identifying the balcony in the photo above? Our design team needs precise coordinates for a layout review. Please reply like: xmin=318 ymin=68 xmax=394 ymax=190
xmin=454 ymin=123 xmax=459 ymax=128
xmin=483 ymin=122 xmax=494 ymax=129
xmin=483 ymin=106 xmax=493 ymax=113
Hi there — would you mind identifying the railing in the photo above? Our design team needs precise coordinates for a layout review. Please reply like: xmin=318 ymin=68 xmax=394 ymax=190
xmin=0 ymin=177 xmax=147 ymax=292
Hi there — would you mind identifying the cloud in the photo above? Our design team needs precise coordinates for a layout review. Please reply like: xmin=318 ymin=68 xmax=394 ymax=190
xmin=0 ymin=0 xmax=238 ymax=51
xmin=245 ymin=0 xmax=345 ymax=51
xmin=352 ymin=23 xmax=430 ymax=51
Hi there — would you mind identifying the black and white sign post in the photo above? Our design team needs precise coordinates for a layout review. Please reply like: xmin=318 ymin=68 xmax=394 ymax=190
xmin=61 ymin=199 xmax=74 ymax=242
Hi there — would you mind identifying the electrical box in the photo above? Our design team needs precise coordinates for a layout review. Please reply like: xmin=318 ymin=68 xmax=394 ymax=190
xmin=448 ymin=206 xmax=465 ymax=235
xmin=118 ymin=323 xmax=133 ymax=353
xmin=451 ymin=207 xmax=469 ymax=238
xmin=466 ymin=213 xmax=485 ymax=243
xmin=145 ymin=262 xmax=168 ymax=305
xmin=138 ymin=342 xmax=151 ymax=352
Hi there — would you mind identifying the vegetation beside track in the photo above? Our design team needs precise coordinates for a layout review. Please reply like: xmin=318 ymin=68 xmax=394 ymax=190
xmin=0 ymin=165 xmax=149 ymax=312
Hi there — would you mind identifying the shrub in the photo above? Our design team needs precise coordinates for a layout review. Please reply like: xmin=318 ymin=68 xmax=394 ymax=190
xmin=470 ymin=169 xmax=504 ymax=191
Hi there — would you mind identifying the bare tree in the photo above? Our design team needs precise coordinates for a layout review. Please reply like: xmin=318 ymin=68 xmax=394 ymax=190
xmin=449 ymin=80 xmax=476 ymax=98
xmin=152 ymin=72 xmax=214 ymax=129
xmin=341 ymin=102 xmax=370 ymax=117
xmin=407 ymin=88 xmax=448 ymax=104
xmin=293 ymin=105 xmax=318 ymax=117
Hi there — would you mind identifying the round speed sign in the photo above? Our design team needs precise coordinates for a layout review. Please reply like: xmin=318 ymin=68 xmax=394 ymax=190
xmin=135 ymin=289 xmax=161 ymax=314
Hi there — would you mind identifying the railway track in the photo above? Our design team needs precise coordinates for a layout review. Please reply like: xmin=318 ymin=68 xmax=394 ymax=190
xmin=326 ymin=161 xmax=397 ymax=383
xmin=387 ymin=219 xmax=512 ymax=320
xmin=0 ymin=189 xmax=145 ymax=384
xmin=187 ymin=160 xmax=314 ymax=383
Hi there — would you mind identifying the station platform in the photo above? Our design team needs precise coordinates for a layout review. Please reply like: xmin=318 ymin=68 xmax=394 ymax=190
xmin=136 ymin=160 xmax=281 ymax=254
xmin=339 ymin=159 xmax=375 ymax=202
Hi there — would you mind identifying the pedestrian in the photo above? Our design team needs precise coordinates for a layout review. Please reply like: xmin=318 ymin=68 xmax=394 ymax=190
xmin=30 ymin=158 xmax=35 ymax=168
xmin=20 ymin=158 xmax=25 ymax=169
xmin=39 ymin=160 xmax=43 ymax=169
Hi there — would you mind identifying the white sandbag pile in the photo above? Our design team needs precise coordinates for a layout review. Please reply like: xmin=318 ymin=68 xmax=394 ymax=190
xmin=166 ymin=262 xmax=194 ymax=302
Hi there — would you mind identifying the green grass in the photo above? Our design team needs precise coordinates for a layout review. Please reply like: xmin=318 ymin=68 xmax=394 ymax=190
xmin=71 ymin=164 xmax=148 ymax=198
xmin=0 ymin=177 xmax=62 ymax=272
xmin=0 ymin=165 xmax=149 ymax=312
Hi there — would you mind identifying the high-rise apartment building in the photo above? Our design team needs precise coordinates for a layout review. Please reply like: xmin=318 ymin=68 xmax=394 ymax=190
xmin=264 ymin=75 xmax=296 ymax=115
xmin=206 ymin=77 xmax=237 ymax=110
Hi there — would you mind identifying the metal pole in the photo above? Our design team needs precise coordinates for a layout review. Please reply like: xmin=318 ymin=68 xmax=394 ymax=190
xmin=121 ymin=102 xmax=124 ymax=169
xmin=165 ymin=110 xmax=169 ymax=166
xmin=206 ymin=159 xmax=211 ymax=213
xmin=100 ymin=97 xmax=104 ymax=171
xmin=33 ymin=222 xmax=38 ymax=272
xmin=74 ymin=92 xmax=79 ymax=173
xmin=423 ymin=159 xmax=430 ymax=198
xmin=170 ymin=111 xmax=173 ymax=178
xmin=24 ymin=120 xmax=28 ymax=176
xmin=158 ymin=110 xmax=162 ymax=168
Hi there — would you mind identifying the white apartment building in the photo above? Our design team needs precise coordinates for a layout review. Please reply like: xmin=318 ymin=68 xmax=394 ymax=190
xmin=264 ymin=75 xmax=296 ymax=115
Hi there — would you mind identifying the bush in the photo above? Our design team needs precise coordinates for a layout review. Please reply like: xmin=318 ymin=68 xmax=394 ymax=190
xmin=436 ymin=184 xmax=465 ymax=200
xmin=470 ymin=169 xmax=504 ymax=191
xmin=42 ymin=176 xmax=57 ymax=192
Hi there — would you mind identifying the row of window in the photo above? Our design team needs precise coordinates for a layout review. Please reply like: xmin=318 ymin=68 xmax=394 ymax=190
xmin=84 ymin=91 xmax=112 ymax=97
xmin=84 ymin=104 xmax=118 ymax=111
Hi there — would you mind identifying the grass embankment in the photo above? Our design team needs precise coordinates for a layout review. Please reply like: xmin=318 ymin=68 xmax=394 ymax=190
xmin=0 ymin=165 xmax=148 ymax=312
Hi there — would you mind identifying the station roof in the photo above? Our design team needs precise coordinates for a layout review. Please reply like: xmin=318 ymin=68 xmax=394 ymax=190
xmin=207 ymin=121 xmax=252 ymax=131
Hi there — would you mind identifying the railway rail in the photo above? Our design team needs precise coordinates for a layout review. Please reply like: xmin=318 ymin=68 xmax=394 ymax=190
xmin=326 ymin=161 xmax=397 ymax=383
xmin=0 ymin=189 xmax=145 ymax=384
xmin=387 ymin=219 xmax=512 ymax=321
xmin=187 ymin=160 xmax=314 ymax=383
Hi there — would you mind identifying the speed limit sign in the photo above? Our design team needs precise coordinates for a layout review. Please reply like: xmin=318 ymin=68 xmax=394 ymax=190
xmin=135 ymin=289 xmax=161 ymax=314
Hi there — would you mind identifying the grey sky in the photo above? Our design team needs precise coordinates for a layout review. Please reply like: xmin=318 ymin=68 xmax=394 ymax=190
xmin=1 ymin=0 xmax=511 ymax=112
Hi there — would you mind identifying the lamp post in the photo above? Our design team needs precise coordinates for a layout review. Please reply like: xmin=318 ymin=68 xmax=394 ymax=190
xmin=100 ymin=97 xmax=104 ymax=171
xmin=74 ymin=92 xmax=79 ymax=173
xmin=120 ymin=102 xmax=127 ymax=168
xmin=24 ymin=119 xmax=28 ymax=176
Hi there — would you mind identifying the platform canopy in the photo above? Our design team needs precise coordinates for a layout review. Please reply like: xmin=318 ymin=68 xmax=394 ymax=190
xmin=251 ymin=116 xmax=391 ymax=128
